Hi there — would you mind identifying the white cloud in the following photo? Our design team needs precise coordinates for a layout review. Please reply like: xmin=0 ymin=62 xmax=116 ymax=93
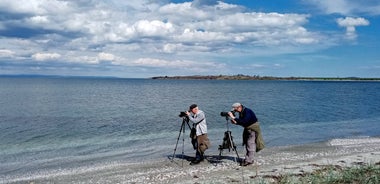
xmin=0 ymin=0 xmax=364 ymax=77
xmin=337 ymin=17 xmax=370 ymax=40
xmin=178 ymin=28 xmax=228 ymax=43
xmin=70 ymin=55 xmax=99 ymax=64
xmin=133 ymin=58 xmax=189 ymax=67
xmin=159 ymin=2 xmax=210 ymax=20
xmin=29 ymin=16 xmax=49 ymax=24
xmin=133 ymin=20 xmax=175 ymax=37
xmin=32 ymin=52 xmax=61 ymax=61
xmin=112 ymin=57 xmax=223 ymax=72
xmin=202 ymin=12 xmax=309 ymax=32
xmin=337 ymin=17 xmax=370 ymax=27
xmin=0 ymin=0 xmax=321 ymax=51
xmin=0 ymin=0 xmax=71 ymax=15
xmin=0 ymin=49 xmax=15 ymax=58
xmin=309 ymin=0 xmax=380 ymax=16
xmin=97 ymin=52 xmax=116 ymax=61
xmin=250 ymin=64 xmax=266 ymax=68
xmin=309 ymin=0 xmax=351 ymax=15
xmin=162 ymin=43 xmax=179 ymax=53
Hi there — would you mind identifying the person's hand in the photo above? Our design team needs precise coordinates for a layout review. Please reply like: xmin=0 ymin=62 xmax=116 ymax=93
xmin=185 ymin=111 xmax=190 ymax=116
xmin=231 ymin=120 xmax=237 ymax=124
xmin=228 ymin=112 xmax=237 ymax=124
xmin=227 ymin=111 xmax=235 ymax=119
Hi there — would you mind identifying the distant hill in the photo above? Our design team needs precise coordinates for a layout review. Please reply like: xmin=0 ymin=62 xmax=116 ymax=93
xmin=151 ymin=75 xmax=380 ymax=81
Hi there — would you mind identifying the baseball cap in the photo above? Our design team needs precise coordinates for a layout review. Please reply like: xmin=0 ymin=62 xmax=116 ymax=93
xmin=231 ymin=102 xmax=241 ymax=111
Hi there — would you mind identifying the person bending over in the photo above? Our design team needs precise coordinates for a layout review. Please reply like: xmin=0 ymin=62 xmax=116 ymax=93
xmin=228 ymin=103 xmax=264 ymax=166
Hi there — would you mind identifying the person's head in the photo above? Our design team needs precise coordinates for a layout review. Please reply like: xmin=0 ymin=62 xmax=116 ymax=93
xmin=231 ymin=102 xmax=243 ymax=112
xmin=189 ymin=104 xmax=198 ymax=113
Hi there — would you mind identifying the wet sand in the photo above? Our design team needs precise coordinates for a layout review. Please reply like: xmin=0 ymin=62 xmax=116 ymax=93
xmin=7 ymin=137 xmax=380 ymax=184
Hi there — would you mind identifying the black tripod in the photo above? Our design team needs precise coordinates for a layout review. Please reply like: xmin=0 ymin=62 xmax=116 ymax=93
xmin=171 ymin=116 xmax=191 ymax=166
xmin=218 ymin=117 xmax=240 ymax=163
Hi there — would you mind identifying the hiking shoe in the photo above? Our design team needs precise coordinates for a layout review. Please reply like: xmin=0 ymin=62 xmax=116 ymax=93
xmin=190 ymin=159 xmax=203 ymax=165
xmin=190 ymin=160 xmax=201 ymax=165
xmin=240 ymin=161 xmax=253 ymax=166
xmin=187 ymin=157 xmax=196 ymax=162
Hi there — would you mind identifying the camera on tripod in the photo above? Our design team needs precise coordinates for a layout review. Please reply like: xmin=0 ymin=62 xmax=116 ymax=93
xmin=178 ymin=111 xmax=188 ymax=118
xmin=220 ymin=111 xmax=235 ymax=117
xmin=218 ymin=110 xmax=240 ymax=162
xmin=172 ymin=111 xmax=192 ymax=165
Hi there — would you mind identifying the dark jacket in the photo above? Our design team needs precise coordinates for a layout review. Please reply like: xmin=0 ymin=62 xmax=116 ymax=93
xmin=234 ymin=106 xmax=257 ymax=127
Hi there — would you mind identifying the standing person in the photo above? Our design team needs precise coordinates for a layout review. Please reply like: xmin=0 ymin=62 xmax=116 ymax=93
xmin=228 ymin=103 xmax=264 ymax=166
xmin=186 ymin=104 xmax=210 ymax=165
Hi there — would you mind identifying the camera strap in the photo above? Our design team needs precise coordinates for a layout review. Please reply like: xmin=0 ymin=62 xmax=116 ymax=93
xmin=193 ymin=118 xmax=204 ymax=127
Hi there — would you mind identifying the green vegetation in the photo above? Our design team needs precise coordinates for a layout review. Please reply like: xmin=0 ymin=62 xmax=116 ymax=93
xmin=262 ymin=164 xmax=380 ymax=184
xmin=151 ymin=74 xmax=380 ymax=81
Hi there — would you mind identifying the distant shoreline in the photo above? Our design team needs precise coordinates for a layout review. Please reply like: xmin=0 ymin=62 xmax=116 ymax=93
xmin=1 ymin=74 xmax=379 ymax=81
xmin=151 ymin=75 xmax=380 ymax=81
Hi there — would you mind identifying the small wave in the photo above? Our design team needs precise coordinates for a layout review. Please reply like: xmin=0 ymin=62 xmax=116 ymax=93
xmin=328 ymin=137 xmax=380 ymax=146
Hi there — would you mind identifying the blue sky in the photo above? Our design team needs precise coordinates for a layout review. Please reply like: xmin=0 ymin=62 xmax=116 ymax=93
xmin=0 ymin=0 xmax=379 ymax=78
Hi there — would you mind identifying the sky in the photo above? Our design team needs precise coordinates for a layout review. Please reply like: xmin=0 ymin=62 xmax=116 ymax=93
xmin=0 ymin=0 xmax=379 ymax=78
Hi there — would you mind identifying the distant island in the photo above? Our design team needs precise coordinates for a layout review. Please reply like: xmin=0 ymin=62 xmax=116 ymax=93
xmin=151 ymin=74 xmax=380 ymax=81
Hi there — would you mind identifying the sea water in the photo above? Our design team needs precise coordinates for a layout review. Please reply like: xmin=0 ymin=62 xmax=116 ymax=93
xmin=1 ymin=77 xmax=380 ymax=181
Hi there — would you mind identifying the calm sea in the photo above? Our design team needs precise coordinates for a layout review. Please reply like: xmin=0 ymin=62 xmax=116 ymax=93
xmin=1 ymin=77 xmax=380 ymax=181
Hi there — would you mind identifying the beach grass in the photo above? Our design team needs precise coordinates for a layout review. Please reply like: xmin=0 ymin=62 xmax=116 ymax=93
xmin=270 ymin=163 xmax=380 ymax=184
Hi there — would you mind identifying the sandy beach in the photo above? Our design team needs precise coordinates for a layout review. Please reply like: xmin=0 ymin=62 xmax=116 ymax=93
xmin=7 ymin=137 xmax=379 ymax=184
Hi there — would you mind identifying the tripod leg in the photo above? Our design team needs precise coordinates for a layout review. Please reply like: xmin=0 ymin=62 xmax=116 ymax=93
xmin=218 ymin=148 xmax=223 ymax=160
xmin=181 ymin=121 xmax=185 ymax=166
xmin=227 ymin=131 xmax=240 ymax=163
xmin=228 ymin=133 xmax=236 ymax=163
xmin=218 ymin=132 xmax=228 ymax=160
xmin=172 ymin=120 xmax=184 ymax=160
xmin=234 ymin=148 xmax=240 ymax=161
